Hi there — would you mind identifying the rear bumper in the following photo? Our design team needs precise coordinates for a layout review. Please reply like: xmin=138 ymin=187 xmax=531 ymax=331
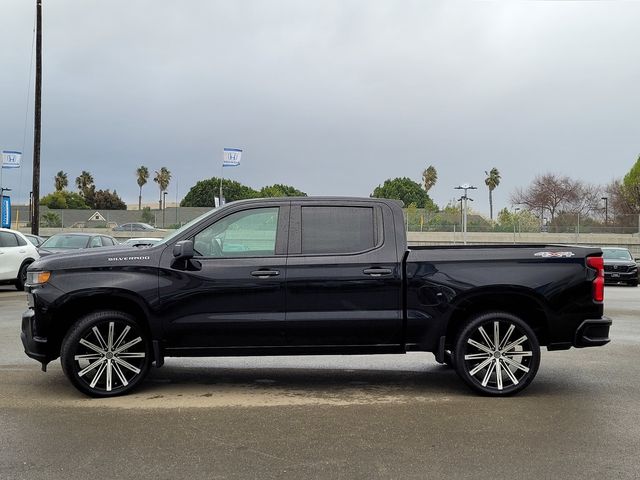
xmin=21 ymin=309 xmax=50 ymax=366
xmin=574 ymin=317 xmax=612 ymax=348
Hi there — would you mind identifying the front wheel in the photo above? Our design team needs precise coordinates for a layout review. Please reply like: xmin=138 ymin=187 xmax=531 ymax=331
xmin=454 ymin=312 xmax=540 ymax=396
xmin=61 ymin=311 xmax=151 ymax=397
xmin=15 ymin=262 xmax=30 ymax=291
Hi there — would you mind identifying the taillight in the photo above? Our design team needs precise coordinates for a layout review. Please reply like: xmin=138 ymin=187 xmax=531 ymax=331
xmin=587 ymin=256 xmax=604 ymax=302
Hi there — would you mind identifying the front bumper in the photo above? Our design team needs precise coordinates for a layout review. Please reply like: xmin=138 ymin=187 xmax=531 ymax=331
xmin=21 ymin=309 xmax=51 ymax=368
xmin=574 ymin=317 xmax=612 ymax=348
xmin=604 ymin=271 xmax=638 ymax=283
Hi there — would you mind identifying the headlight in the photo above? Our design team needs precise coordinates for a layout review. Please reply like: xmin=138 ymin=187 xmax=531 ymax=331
xmin=26 ymin=271 xmax=51 ymax=286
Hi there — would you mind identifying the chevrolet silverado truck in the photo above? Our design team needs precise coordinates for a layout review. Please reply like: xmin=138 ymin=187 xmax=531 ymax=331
xmin=21 ymin=197 xmax=611 ymax=397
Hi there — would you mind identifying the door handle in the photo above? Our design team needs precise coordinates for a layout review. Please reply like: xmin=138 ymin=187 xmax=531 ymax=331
xmin=251 ymin=269 xmax=280 ymax=278
xmin=363 ymin=267 xmax=392 ymax=277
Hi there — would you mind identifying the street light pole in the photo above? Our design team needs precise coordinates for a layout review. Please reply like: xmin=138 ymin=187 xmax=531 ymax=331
xmin=454 ymin=184 xmax=477 ymax=245
xmin=162 ymin=191 xmax=168 ymax=228
xmin=513 ymin=207 xmax=520 ymax=244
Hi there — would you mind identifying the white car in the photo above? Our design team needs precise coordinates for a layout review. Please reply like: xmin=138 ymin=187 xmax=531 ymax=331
xmin=0 ymin=228 xmax=40 ymax=290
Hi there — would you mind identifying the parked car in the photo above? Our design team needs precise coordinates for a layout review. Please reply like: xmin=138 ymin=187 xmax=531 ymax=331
xmin=120 ymin=237 xmax=163 ymax=247
xmin=0 ymin=228 xmax=39 ymax=290
xmin=24 ymin=234 xmax=45 ymax=247
xmin=601 ymin=247 xmax=638 ymax=286
xmin=38 ymin=233 xmax=119 ymax=257
xmin=112 ymin=223 xmax=158 ymax=232
xmin=22 ymin=197 xmax=610 ymax=397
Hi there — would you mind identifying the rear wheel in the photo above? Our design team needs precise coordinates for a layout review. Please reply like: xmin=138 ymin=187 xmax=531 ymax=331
xmin=61 ymin=311 xmax=151 ymax=397
xmin=454 ymin=312 xmax=540 ymax=396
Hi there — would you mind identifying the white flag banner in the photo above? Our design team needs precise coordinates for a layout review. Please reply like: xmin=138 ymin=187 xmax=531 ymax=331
xmin=1 ymin=150 xmax=22 ymax=168
xmin=223 ymin=148 xmax=242 ymax=167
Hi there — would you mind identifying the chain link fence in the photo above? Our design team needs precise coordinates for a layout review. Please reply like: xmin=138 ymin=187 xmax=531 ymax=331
xmin=403 ymin=209 xmax=640 ymax=235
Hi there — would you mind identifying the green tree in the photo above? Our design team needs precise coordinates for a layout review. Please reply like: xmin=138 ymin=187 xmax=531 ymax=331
xmin=422 ymin=166 xmax=437 ymax=193
xmin=484 ymin=167 xmax=501 ymax=221
xmin=76 ymin=170 xmax=95 ymax=198
xmin=136 ymin=166 xmax=149 ymax=210
xmin=40 ymin=191 xmax=89 ymax=209
xmin=181 ymin=178 xmax=259 ymax=207
xmin=40 ymin=212 xmax=62 ymax=227
xmin=259 ymin=184 xmax=307 ymax=197
xmin=619 ymin=155 xmax=640 ymax=213
xmin=54 ymin=171 xmax=68 ymax=191
xmin=140 ymin=206 xmax=154 ymax=224
xmin=91 ymin=189 xmax=126 ymax=210
xmin=154 ymin=167 xmax=171 ymax=210
xmin=371 ymin=177 xmax=437 ymax=210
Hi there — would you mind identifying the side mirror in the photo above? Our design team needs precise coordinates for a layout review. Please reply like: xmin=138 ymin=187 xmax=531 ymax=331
xmin=173 ymin=240 xmax=194 ymax=260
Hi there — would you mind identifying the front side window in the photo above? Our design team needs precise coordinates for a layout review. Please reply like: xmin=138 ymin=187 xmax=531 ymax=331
xmin=101 ymin=237 xmax=115 ymax=246
xmin=301 ymin=206 xmax=375 ymax=254
xmin=193 ymin=207 xmax=279 ymax=257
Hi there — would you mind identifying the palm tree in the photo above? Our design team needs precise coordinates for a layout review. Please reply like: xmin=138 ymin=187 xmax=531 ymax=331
xmin=75 ymin=170 xmax=95 ymax=198
xmin=422 ymin=165 xmax=437 ymax=192
xmin=153 ymin=167 xmax=171 ymax=210
xmin=485 ymin=167 xmax=501 ymax=221
xmin=54 ymin=171 xmax=68 ymax=191
xmin=136 ymin=166 xmax=149 ymax=210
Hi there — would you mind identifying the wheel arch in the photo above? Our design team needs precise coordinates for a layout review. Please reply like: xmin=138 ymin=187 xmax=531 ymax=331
xmin=444 ymin=289 xmax=550 ymax=347
xmin=48 ymin=290 xmax=154 ymax=356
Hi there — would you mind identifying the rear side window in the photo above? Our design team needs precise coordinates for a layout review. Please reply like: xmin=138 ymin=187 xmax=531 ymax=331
xmin=0 ymin=232 xmax=19 ymax=247
xmin=301 ymin=206 xmax=375 ymax=254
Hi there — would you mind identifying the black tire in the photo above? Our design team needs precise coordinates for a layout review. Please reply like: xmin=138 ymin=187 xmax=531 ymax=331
xmin=454 ymin=311 xmax=540 ymax=396
xmin=60 ymin=311 xmax=151 ymax=397
xmin=15 ymin=262 xmax=31 ymax=291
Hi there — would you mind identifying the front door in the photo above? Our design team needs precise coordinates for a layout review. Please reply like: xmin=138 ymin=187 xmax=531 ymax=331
xmin=160 ymin=204 xmax=289 ymax=350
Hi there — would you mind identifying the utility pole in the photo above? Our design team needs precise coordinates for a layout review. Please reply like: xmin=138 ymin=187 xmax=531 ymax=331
xmin=454 ymin=184 xmax=477 ymax=245
xmin=32 ymin=0 xmax=42 ymax=235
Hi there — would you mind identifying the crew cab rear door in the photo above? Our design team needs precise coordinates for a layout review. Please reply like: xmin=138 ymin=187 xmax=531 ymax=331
xmin=285 ymin=201 xmax=403 ymax=348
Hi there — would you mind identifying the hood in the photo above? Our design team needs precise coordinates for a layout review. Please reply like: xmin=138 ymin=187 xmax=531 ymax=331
xmin=30 ymin=243 xmax=165 ymax=270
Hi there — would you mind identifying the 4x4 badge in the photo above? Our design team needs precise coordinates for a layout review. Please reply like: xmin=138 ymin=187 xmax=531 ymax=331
xmin=534 ymin=251 xmax=575 ymax=258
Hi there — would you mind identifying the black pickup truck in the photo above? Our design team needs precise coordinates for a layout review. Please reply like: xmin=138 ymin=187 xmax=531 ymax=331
xmin=21 ymin=197 xmax=611 ymax=397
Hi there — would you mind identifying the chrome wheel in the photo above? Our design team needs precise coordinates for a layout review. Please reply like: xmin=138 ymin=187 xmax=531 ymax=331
xmin=455 ymin=312 xmax=540 ymax=396
xmin=61 ymin=311 xmax=151 ymax=397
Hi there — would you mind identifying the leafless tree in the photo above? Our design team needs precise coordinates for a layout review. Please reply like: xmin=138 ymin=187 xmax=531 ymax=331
xmin=510 ymin=173 xmax=604 ymax=221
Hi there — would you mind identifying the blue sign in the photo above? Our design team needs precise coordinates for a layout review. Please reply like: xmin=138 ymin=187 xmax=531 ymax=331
xmin=1 ymin=196 xmax=10 ymax=228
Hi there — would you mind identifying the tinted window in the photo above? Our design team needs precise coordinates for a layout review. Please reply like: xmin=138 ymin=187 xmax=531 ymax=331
xmin=0 ymin=232 xmax=19 ymax=247
xmin=301 ymin=206 xmax=375 ymax=254
xmin=16 ymin=235 xmax=27 ymax=246
xmin=90 ymin=236 xmax=102 ymax=247
xmin=193 ymin=207 xmax=279 ymax=257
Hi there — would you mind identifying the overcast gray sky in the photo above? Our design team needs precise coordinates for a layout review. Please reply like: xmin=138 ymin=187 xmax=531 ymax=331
xmin=1 ymin=0 xmax=639 ymax=214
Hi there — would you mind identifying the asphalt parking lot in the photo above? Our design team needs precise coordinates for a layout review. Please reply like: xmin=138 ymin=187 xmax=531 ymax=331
xmin=0 ymin=285 xmax=638 ymax=479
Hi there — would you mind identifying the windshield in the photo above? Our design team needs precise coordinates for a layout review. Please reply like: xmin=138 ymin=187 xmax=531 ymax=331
xmin=41 ymin=235 xmax=90 ymax=249
xmin=161 ymin=208 xmax=220 ymax=244
xmin=602 ymin=248 xmax=633 ymax=261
